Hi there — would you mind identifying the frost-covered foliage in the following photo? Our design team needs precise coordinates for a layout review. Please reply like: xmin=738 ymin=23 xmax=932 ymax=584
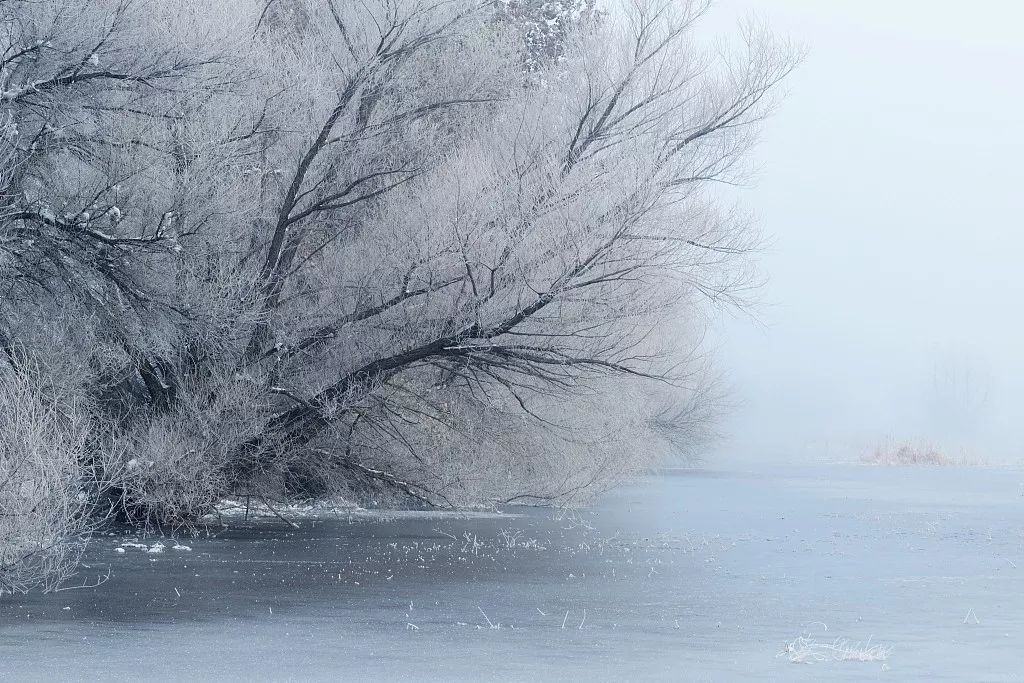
xmin=494 ymin=0 xmax=604 ymax=73
xmin=0 ymin=0 xmax=796 ymax=565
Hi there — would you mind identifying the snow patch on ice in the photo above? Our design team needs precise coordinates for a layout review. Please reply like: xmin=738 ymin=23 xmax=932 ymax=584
xmin=119 ymin=542 xmax=148 ymax=550
xmin=207 ymin=498 xmax=521 ymax=523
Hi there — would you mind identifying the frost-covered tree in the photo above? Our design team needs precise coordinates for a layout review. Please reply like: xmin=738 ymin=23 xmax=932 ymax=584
xmin=221 ymin=0 xmax=797 ymax=507
xmin=0 ymin=0 xmax=797 ymax=554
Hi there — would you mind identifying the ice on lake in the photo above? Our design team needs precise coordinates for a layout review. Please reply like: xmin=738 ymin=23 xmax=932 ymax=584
xmin=2 ymin=463 xmax=1022 ymax=681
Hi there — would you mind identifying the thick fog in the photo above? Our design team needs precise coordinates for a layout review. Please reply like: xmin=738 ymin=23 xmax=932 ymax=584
xmin=707 ymin=0 xmax=1024 ymax=464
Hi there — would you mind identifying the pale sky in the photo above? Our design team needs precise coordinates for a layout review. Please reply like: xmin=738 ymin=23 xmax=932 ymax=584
xmin=704 ymin=0 xmax=1024 ymax=463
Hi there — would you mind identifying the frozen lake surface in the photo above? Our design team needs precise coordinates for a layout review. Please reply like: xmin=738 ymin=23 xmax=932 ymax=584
xmin=2 ymin=464 xmax=1022 ymax=681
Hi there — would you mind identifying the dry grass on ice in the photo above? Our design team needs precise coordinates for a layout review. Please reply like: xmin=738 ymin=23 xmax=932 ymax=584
xmin=862 ymin=442 xmax=952 ymax=466
xmin=860 ymin=439 xmax=984 ymax=466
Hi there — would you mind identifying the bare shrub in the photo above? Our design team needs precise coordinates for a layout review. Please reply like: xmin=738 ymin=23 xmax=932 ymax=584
xmin=0 ymin=362 xmax=91 ymax=596
xmin=108 ymin=373 xmax=270 ymax=530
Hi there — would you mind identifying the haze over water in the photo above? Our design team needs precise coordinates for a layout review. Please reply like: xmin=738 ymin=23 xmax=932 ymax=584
xmin=707 ymin=0 xmax=1024 ymax=465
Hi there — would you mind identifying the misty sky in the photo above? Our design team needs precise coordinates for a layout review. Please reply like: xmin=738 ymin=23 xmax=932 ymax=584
xmin=704 ymin=0 xmax=1024 ymax=463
